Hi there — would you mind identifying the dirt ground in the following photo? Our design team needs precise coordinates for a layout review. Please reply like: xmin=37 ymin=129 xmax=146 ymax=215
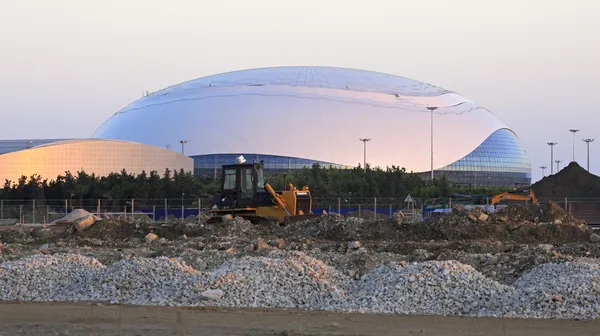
xmin=0 ymin=302 xmax=599 ymax=336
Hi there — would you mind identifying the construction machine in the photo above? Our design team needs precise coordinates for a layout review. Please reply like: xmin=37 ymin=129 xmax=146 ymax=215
xmin=491 ymin=188 xmax=538 ymax=205
xmin=207 ymin=156 xmax=325 ymax=225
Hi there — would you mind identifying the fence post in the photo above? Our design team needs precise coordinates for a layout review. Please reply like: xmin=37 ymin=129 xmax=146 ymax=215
xmin=358 ymin=204 xmax=361 ymax=218
xmin=131 ymin=199 xmax=135 ymax=221
xmin=1 ymin=199 xmax=3 ymax=219
xmin=97 ymin=199 xmax=100 ymax=217
xmin=164 ymin=198 xmax=167 ymax=221
xmin=564 ymin=197 xmax=568 ymax=212
xmin=328 ymin=204 xmax=331 ymax=214
xmin=198 ymin=198 xmax=201 ymax=216
xmin=389 ymin=204 xmax=392 ymax=217
xmin=337 ymin=197 xmax=341 ymax=214
xmin=374 ymin=197 xmax=377 ymax=220
xmin=46 ymin=206 xmax=49 ymax=222
xmin=19 ymin=205 xmax=22 ymax=224
xmin=65 ymin=199 xmax=68 ymax=214
xmin=449 ymin=197 xmax=452 ymax=209
xmin=33 ymin=199 xmax=36 ymax=224
xmin=152 ymin=205 xmax=156 ymax=223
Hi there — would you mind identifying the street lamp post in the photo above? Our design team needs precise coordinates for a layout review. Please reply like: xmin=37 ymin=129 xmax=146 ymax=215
xmin=583 ymin=138 xmax=595 ymax=171
xmin=569 ymin=129 xmax=580 ymax=162
xmin=555 ymin=160 xmax=562 ymax=172
xmin=547 ymin=142 xmax=558 ymax=174
xmin=540 ymin=166 xmax=547 ymax=177
xmin=359 ymin=138 xmax=371 ymax=171
xmin=181 ymin=192 xmax=185 ymax=221
xmin=427 ymin=106 xmax=438 ymax=181
xmin=179 ymin=140 xmax=188 ymax=155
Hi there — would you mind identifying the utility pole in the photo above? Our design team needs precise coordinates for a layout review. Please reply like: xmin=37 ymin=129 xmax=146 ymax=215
xmin=583 ymin=138 xmax=595 ymax=171
xmin=540 ymin=166 xmax=547 ymax=177
xmin=555 ymin=160 xmax=562 ymax=172
xmin=359 ymin=138 xmax=371 ymax=171
xmin=547 ymin=142 xmax=558 ymax=174
xmin=427 ymin=106 xmax=438 ymax=181
xmin=179 ymin=140 xmax=188 ymax=155
xmin=569 ymin=129 xmax=579 ymax=162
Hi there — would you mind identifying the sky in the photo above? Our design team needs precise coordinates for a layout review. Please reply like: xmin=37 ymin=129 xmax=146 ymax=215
xmin=1 ymin=0 xmax=598 ymax=183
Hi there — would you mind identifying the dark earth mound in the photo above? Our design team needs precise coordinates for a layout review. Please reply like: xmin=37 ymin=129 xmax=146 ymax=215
xmin=531 ymin=161 xmax=600 ymax=197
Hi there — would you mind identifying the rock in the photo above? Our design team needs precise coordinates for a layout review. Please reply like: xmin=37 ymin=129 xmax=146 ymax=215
xmin=221 ymin=214 xmax=233 ymax=223
xmin=30 ymin=228 xmax=53 ymax=239
xmin=410 ymin=249 xmax=432 ymax=262
xmin=72 ymin=215 xmax=97 ymax=232
xmin=348 ymin=241 xmax=361 ymax=250
xmin=145 ymin=233 xmax=159 ymax=243
xmin=590 ymin=233 xmax=600 ymax=243
xmin=200 ymin=289 xmax=224 ymax=300
xmin=180 ymin=234 xmax=188 ymax=240
xmin=537 ymin=244 xmax=554 ymax=253
xmin=158 ymin=237 xmax=168 ymax=245
xmin=37 ymin=244 xmax=53 ymax=254
xmin=225 ymin=247 xmax=235 ymax=253
xmin=272 ymin=238 xmax=286 ymax=249
xmin=256 ymin=237 xmax=270 ymax=250
xmin=194 ymin=257 xmax=207 ymax=270
xmin=244 ymin=243 xmax=256 ymax=252
xmin=478 ymin=213 xmax=489 ymax=222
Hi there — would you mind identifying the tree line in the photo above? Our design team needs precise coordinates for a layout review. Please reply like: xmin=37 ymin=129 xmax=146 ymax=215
xmin=0 ymin=164 xmax=510 ymax=202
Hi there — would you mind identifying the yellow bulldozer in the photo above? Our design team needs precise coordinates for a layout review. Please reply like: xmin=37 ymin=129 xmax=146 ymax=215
xmin=207 ymin=156 xmax=325 ymax=225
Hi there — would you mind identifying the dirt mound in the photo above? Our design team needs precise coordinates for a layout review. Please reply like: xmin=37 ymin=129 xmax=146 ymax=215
xmin=531 ymin=161 xmax=600 ymax=197
xmin=283 ymin=214 xmax=397 ymax=241
xmin=401 ymin=202 xmax=591 ymax=244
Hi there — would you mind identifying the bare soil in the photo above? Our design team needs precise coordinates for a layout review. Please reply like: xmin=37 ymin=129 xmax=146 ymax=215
xmin=0 ymin=302 xmax=599 ymax=336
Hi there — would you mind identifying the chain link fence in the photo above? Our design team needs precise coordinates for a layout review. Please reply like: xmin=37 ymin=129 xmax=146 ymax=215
xmin=1 ymin=196 xmax=599 ymax=225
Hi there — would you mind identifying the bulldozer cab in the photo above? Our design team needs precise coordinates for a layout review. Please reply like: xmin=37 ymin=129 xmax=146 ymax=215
xmin=212 ymin=161 xmax=272 ymax=209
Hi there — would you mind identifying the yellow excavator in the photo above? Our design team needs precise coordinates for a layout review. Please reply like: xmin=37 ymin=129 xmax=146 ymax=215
xmin=207 ymin=156 xmax=325 ymax=225
xmin=491 ymin=188 xmax=538 ymax=205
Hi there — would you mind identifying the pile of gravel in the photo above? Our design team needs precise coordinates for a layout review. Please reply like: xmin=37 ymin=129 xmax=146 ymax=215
xmin=3 ymin=252 xmax=600 ymax=319
xmin=505 ymin=261 xmax=600 ymax=319
xmin=199 ymin=251 xmax=350 ymax=309
xmin=346 ymin=261 xmax=514 ymax=317
xmin=0 ymin=254 xmax=105 ymax=302
xmin=95 ymin=256 xmax=203 ymax=306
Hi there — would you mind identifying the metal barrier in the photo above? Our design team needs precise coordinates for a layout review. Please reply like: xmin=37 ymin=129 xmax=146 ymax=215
xmin=2 ymin=197 xmax=599 ymax=225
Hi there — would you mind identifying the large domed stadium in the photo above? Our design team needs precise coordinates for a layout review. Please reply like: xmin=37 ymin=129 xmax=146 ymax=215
xmin=92 ymin=66 xmax=531 ymax=187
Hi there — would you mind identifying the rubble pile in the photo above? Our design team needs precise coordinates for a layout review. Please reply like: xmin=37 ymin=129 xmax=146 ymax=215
xmin=401 ymin=202 xmax=591 ymax=244
xmin=199 ymin=251 xmax=350 ymax=309
xmin=284 ymin=214 xmax=396 ymax=241
xmin=347 ymin=260 xmax=514 ymax=317
xmin=3 ymin=252 xmax=600 ymax=319
xmin=505 ymin=261 xmax=600 ymax=319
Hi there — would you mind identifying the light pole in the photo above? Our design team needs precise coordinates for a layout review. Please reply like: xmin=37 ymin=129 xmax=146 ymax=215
xmin=540 ymin=166 xmax=547 ymax=177
xmin=359 ymin=138 xmax=371 ymax=171
xmin=547 ymin=142 xmax=557 ymax=174
xmin=427 ymin=106 xmax=438 ymax=181
xmin=181 ymin=192 xmax=185 ymax=221
xmin=583 ymin=138 xmax=595 ymax=171
xmin=569 ymin=129 xmax=579 ymax=162
xmin=555 ymin=160 xmax=562 ymax=172
xmin=179 ymin=140 xmax=188 ymax=154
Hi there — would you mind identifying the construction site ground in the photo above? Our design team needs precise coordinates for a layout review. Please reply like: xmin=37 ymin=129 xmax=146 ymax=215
xmin=2 ymin=302 xmax=600 ymax=336
xmin=2 ymin=202 xmax=600 ymax=334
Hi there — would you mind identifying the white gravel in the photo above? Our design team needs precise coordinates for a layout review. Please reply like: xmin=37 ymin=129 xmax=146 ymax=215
xmin=346 ymin=261 xmax=514 ymax=317
xmin=2 ymin=252 xmax=600 ymax=319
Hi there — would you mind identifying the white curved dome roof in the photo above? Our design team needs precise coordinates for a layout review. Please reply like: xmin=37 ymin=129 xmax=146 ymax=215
xmin=92 ymin=66 xmax=509 ymax=172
